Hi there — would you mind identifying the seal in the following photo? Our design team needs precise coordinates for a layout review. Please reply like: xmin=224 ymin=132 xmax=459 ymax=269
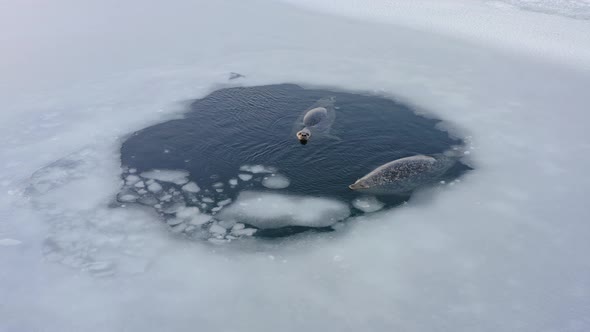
xmin=349 ymin=154 xmax=456 ymax=195
xmin=295 ymin=97 xmax=337 ymax=144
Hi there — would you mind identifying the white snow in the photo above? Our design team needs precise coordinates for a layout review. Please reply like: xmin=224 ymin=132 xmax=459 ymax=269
xmin=238 ymin=173 xmax=253 ymax=181
xmin=140 ymin=169 xmax=190 ymax=185
xmin=219 ymin=191 xmax=351 ymax=229
xmin=1 ymin=0 xmax=589 ymax=331
xmin=352 ymin=196 xmax=385 ymax=213
xmin=181 ymin=181 xmax=200 ymax=193
xmin=261 ymin=174 xmax=291 ymax=189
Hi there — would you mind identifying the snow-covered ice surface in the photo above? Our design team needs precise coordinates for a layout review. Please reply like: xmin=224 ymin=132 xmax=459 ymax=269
xmin=1 ymin=0 xmax=590 ymax=331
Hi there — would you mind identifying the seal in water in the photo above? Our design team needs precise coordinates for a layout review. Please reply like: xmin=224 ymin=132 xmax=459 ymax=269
xmin=349 ymin=153 xmax=458 ymax=195
xmin=295 ymin=97 xmax=337 ymax=144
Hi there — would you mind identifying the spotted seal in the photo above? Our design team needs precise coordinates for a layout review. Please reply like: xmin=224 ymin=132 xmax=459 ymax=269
xmin=349 ymin=154 xmax=457 ymax=195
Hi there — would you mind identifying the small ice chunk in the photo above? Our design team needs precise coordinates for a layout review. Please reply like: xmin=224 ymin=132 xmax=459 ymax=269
xmin=134 ymin=181 xmax=145 ymax=188
xmin=0 ymin=238 xmax=22 ymax=246
xmin=218 ymin=219 xmax=236 ymax=229
xmin=219 ymin=191 xmax=350 ymax=229
xmin=175 ymin=207 xmax=200 ymax=220
xmin=125 ymin=175 xmax=141 ymax=185
xmin=239 ymin=165 xmax=277 ymax=174
xmin=232 ymin=223 xmax=245 ymax=231
xmin=118 ymin=194 xmax=138 ymax=202
xmin=212 ymin=182 xmax=224 ymax=188
xmin=167 ymin=218 xmax=184 ymax=226
xmin=238 ymin=173 xmax=253 ymax=181
xmin=229 ymin=178 xmax=238 ymax=186
xmin=140 ymin=169 xmax=189 ymax=185
xmin=137 ymin=189 xmax=147 ymax=195
xmin=163 ymin=203 xmax=186 ymax=214
xmin=352 ymin=196 xmax=385 ymax=213
xmin=159 ymin=194 xmax=172 ymax=202
xmin=217 ymin=198 xmax=232 ymax=206
xmin=215 ymin=189 xmax=224 ymax=193
xmin=231 ymin=228 xmax=257 ymax=236
xmin=211 ymin=206 xmax=222 ymax=212
xmin=181 ymin=182 xmax=200 ymax=193
xmin=209 ymin=224 xmax=227 ymax=235
xmin=202 ymin=197 xmax=214 ymax=203
xmin=189 ymin=214 xmax=212 ymax=225
xmin=147 ymin=182 xmax=163 ymax=193
xmin=171 ymin=223 xmax=187 ymax=233
xmin=128 ymin=168 xmax=137 ymax=174
xmin=262 ymin=174 xmax=290 ymax=189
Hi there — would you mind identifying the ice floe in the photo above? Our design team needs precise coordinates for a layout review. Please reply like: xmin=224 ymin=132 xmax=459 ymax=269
xmin=140 ymin=169 xmax=189 ymax=185
xmin=261 ymin=174 xmax=290 ymax=189
xmin=238 ymin=173 xmax=253 ymax=181
xmin=218 ymin=191 xmax=350 ymax=229
xmin=181 ymin=181 xmax=200 ymax=193
xmin=352 ymin=196 xmax=385 ymax=213
xmin=239 ymin=165 xmax=277 ymax=174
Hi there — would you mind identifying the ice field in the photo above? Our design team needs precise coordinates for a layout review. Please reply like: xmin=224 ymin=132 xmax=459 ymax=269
xmin=1 ymin=0 xmax=590 ymax=331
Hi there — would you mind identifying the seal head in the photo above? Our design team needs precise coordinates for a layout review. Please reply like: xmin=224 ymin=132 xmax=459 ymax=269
xmin=296 ymin=128 xmax=311 ymax=144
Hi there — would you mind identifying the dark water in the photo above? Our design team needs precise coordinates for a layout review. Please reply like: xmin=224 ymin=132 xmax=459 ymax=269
xmin=120 ymin=84 xmax=470 ymax=237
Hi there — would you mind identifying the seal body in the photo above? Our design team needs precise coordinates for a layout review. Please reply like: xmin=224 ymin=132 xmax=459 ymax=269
xmin=349 ymin=154 xmax=454 ymax=195
xmin=295 ymin=97 xmax=336 ymax=143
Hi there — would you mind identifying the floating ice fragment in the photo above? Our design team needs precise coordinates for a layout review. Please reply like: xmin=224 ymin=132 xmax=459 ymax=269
xmin=159 ymin=194 xmax=172 ymax=202
xmin=181 ymin=182 xmax=200 ymax=193
xmin=238 ymin=173 xmax=253 ymax=181
xmin=140 ymin=169 xmax=189 ymax=185
xmin=175 ymin=207 xmax=200 ymax=219
xmin=229 ymin=178 xmax=238 ymax=186
xmin=215 ymin=189 xmax=223 ymax=193
xmin=211 ymin=206 xmax=222 ymax=212
xmin=134 ymin=181 xmax=145 ymax=188
xmin=352 ymin=196 xmax=385 ymax=213
xmin=219 ymin=191 xmax=350 ymax=229
xmin=218 ymin=219 xmax=236 ymax=229
xmin=128 ymin=168 xmax=137 ymax=174
xmin=202 ymin=197 xmax=214 ymax=203
xmin=125 ymin=175 xmax=140 ymax=185
xmin=118 ymin=194 xmax=138 ymax=203
xmin=212 ymin=182 xmax=224 ymax=188
xmin=209 ymin=224 xmax=227 ymax=235
xmin=232 ymin=223 xmax=245 ymax=231
xmin=147 ymin=182 xmax=163 ymax=193
xmin=262 ymin=174 xmax=290 ymax=189
xmin=231 ymin=228 xmax=257 ymax=236
xmin=0 ymin=238 xmax=22 ymax=246
xmin=167 ymin=218 xmax=184 ymax=226
xmin=217 ymin=198 xmax=232 ymax=206
xmin=239 ymin=165 xmax=276 ymax=174
xmin=189 ymin=214 xmax=212 ymax=225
